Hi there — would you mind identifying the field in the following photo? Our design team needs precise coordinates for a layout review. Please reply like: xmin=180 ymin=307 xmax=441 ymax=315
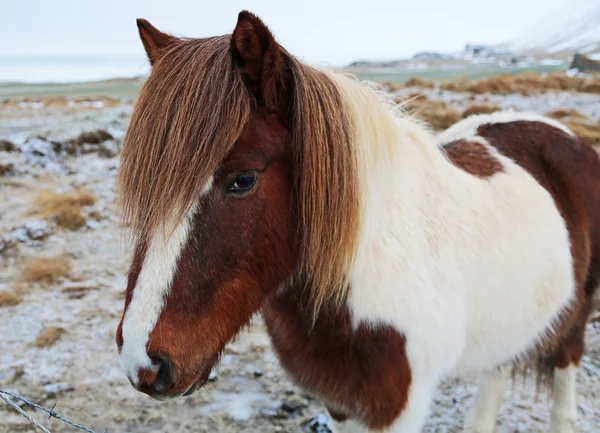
xmin=0 ymin=78 xmax=143 ymax=100
xmin=347 ymin=63 xmax=566 ymax=84
xmin=1 ymin=71 xmax=599 ymax=432
xmin=0 ymin=63 xmax=565 ymax=99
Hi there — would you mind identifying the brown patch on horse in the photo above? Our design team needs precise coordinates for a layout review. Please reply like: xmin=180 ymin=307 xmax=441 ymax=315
xmin=475 ymin=120 xmax=600 ymax=371
xmin=263 ymin=288 xmax=411 ymax=430
xmin=442 ymin=139 xmax=503 ymax=178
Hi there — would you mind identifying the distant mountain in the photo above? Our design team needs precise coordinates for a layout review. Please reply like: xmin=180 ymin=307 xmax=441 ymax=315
xmin=508 ymin=0 xmax=600 ymax=57
xmin=345 ymin=1 xmax=600 ymax=70
xmin=345 ymin=43 xmax=527 ymax=71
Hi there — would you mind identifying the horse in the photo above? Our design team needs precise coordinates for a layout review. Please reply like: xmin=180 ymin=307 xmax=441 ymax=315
xmin=115 ymin=11 xmax=600 ymax=433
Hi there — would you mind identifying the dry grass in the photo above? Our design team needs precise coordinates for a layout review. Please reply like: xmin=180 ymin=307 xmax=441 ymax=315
xmin=379 ymin=80 xmax=404 ymax=92
xmin=0 ymin=235 xmax=18 ymax=257
xmin=564 ymin=121 xmax=600 ymax=146
xmin=545 ymin=108 xmax=588 ymax=121
xmin=404 ymin=77 xmax=435 ymax=88
xmin=71 ymin=96 xmax=122 ymax=107
xmin=66 ymin=129 xmax=115 ymax=156
xmin=88 ymin=210 xmax=103 ymax=221
xmin=468 ymin=75 xmax=521 ymax=94
xmin=11 ymin=282 xmax=30 ymax=295
xmin=21 ymin=255 xmax=71 ymax=284
xmin=34 ymin=326 xmax=67 ymax=348
xmin=461 ymin=104 xmax=503 ymax=119
xmin=0 ymin=139 xmax=17 ymax=152
xmin=33 ymin=190 xmax=95 ymax=230
xmin=581 ymin=82 xmax=600 ymax=94
xmin=436 ymin=72 xmax=600 ymax=95
xmin=1 ymin=95 xmax=122 ymax=109
xmin=398 ymin=94 xmax=460 ymax=131
xmin=69 ymin=129 xmax=113 ymax=147
xmin=439 ymin=77 xmax=472 ymax=92
xmin=0 ymin=290 xmax=23 ymax=308
xmin=0 ymin=162 xmax=15 ymax=176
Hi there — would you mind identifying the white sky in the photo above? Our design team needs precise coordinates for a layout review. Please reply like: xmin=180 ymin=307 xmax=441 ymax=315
xmin=2 ymin=0 xmax=569 ymax=66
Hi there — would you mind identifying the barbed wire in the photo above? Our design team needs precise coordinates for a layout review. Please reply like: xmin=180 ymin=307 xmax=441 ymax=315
xmin=0 ymin=389 xmax=108 ymax=433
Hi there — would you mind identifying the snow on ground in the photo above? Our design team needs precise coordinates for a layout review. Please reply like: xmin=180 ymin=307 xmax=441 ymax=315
xmin=0 ymin=91 xmax=598 ymax=433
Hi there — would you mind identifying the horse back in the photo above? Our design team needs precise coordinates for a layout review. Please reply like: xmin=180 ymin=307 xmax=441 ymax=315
xmin=441 ymin=114 xmax=600 ymax=361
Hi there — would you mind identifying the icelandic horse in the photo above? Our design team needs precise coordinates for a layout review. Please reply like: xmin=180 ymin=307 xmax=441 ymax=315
xmin=116 ymin=11 xmax=600 ymax=433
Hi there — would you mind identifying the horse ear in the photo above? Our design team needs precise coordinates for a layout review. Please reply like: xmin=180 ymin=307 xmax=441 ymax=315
xmin=136 ymin=18 xmax=175 ymax=65
xmin=231 ymin=11 xmax=289 ymax=113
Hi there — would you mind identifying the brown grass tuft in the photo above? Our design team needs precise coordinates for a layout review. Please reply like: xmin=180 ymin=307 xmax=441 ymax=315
xmin=21 ymin=255 xmax=71 ymax=283
xmin=404 ymin=77 xmax=435 ymax=88
xmin=564 ymin=121 xmax=600 ymax=146
xmin=439 ymin=76 xmax=471 ymax=92
xmin=468 ymin=75 xmax=519 ymax=95
xmin=0 ymin=290 xmax=23 ymax=308
xmin=545 ymin=109 xmax=588 ymax=121
xmin=581 ymin=81 xmax=600 ymax=94
xmin=401 ymin=95 xmax=460 ymax=130
xmin=0 ymin=162 xmax=15 ymax=176
xmin=461 ymin=104 xmax=502 ymax=118
xmin=435 ymin=72 xmax=600 ymax=95
xmin=11 ymin=282 xmax=30 ymax=295
xmin=0 ymin=235 xmax=17 ymax=257
xmin=33 ymin=190 xmax=95 ymax=230
xmin=0 ymin=139 xmax=17 ymax=152
xmin=88 ymin=210 xmax=103 ymax=221
xmin=34 ymin=326 xmax=67 ymax=348
xmin=69 ymin=129 xmax=114 ymax=147
xmin=379 ymin=80 xmax=403 ymax=92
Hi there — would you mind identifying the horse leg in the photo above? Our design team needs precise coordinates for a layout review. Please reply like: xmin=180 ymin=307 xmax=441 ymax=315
xmin=462 ymin=369 xmax=510 ymax=433
xmin=384 ymin=374 xmax=438 ymax=433
xmin=548 ymin=300 xmax=592 ymax=433
xmin=550 ymin=363 xmax=579 ymax=433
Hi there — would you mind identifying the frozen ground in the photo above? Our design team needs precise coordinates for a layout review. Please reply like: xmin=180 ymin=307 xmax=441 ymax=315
xmin=0 ymin=92 xmax=598 ymax=433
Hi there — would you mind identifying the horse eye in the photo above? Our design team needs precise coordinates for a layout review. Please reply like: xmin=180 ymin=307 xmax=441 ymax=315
xmin=227 ymin=171 xmax=258 ymax=194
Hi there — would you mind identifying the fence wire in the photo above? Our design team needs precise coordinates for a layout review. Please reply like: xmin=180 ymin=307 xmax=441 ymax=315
xmin=0 ymin=389 xmax=108 ymax=433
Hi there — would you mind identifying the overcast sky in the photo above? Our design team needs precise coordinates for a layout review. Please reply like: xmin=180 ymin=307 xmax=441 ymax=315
xmin=2 ymin=0 xmax=569 ymax=66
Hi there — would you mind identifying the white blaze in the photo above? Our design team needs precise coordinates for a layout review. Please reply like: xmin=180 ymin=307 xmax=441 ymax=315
xmin=120 ymin=178 xmax=213 ymax=384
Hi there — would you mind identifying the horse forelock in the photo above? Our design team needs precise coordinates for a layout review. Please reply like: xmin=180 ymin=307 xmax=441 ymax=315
xmin=118 ymin=35 xmax=252 ymax=242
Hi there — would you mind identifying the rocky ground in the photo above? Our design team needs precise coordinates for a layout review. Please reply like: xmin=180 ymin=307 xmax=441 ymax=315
xmin=0 ymin=82 xmax=599 ymax=433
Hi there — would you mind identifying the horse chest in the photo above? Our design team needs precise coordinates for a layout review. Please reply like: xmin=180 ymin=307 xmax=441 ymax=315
xmin=262 ymin=293 xmax=412 ymax=430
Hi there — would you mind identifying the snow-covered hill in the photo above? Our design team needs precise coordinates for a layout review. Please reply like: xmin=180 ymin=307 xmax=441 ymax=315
xmin=510 ymin=0 xmax=600 ymax=57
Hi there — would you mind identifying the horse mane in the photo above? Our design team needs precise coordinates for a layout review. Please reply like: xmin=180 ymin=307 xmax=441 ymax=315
xmin=119 ymin=35 xmax=252 ymax=240
xmin=119 ymin=34 xmax=361 ymax=312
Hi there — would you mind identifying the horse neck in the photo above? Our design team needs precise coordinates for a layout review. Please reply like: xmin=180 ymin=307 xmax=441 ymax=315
xmin=335 ymin=75 xmax=456 ymax=251
xmin=267 ymin=78 xmax=460 ymax=328
xmin=335 ymin=76 xmax=470 ymax=319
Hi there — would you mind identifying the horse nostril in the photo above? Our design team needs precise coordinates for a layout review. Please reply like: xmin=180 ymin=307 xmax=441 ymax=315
xmin=150 ymin=355 xmax=178 ymax=394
